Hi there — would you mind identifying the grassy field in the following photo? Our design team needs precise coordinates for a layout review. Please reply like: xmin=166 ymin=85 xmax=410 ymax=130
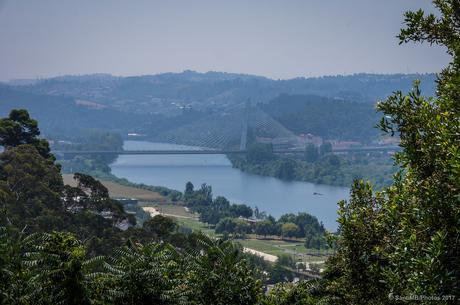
xmin=160 ymin=210 xmax=330 ymax=262
xmin=138 ymin=203 xmax=216 ymax=236
xmin=146 ymin=204 xmax=331 ymax=262
xmin=237 ymin=239 xmax=287 ymax=256
xmin=63 ymin=174 xmax=165 ymax=201
xmin=176 ymin=217 xmax=217 ymax=236
xmin=236 ymin=239 xmax=329 ymax=262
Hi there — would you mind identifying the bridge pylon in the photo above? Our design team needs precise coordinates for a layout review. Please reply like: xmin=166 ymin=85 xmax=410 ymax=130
xmin=239 ymin=99 xmax=250 ymax=151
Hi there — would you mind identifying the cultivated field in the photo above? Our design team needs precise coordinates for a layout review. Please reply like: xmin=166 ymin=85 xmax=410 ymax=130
xmin=62 ymin=174 xmax=165 ymax=201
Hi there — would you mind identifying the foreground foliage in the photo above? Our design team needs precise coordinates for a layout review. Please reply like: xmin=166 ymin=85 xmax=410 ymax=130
xmin=320 ymin=1 xmax=460 ymax=303
xmin=0 ymin=228 xmax=263 ymax=305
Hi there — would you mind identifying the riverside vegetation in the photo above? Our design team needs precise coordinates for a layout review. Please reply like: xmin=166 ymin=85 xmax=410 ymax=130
xmin=182 ymin=181 xmax=329 ymax=249
xmin=229 ymin=142 xmax=396 ymax=188
xmin=1 ymin=1 xmax=459 ymax=304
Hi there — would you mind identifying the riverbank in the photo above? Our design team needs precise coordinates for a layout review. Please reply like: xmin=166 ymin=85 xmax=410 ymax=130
xmin=227 ymin=152 xmax=396 ymax=189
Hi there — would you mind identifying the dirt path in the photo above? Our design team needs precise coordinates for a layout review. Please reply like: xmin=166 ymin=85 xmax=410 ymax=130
xmin=162 ymin=213 xmax=196 ymax=219
xmin=243 ymin=248 xmax=278 ymax=262
xmin=141 ymin=207 xmax=197 ymax=220
xmin=142 ymin=207 xmax=161 ymax=217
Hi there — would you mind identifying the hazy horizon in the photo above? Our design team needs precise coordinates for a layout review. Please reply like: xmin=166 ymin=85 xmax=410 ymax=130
xmin=3 ymin=70 xmax=441 ymax=84
xmin=0 ymin=0 xmax=450 ymax=81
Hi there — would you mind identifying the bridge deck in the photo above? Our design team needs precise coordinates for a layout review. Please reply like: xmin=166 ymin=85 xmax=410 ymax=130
xmin=52 ymin=146 xmax=400 ymax=155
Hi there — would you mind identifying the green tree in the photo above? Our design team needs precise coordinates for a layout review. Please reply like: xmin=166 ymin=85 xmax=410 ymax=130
xmin=305 ymin=143 xmax=319 ymax=162
xmin=267 ymin=262 xmax=294 ymax=285
xmin=26 ymin=232 xmax=91 ymax=305
xmin=215 ymin=217 xmax=251 ymax=236
xmin=143 ymin=215 xmax=177 ymax=239
xmin=199 ymin=183 xmax=213 ymax=205
xmin=0 ymin=226 xmax=33 ymax=305
xmin=275 ymin=159 xmax=296 ymax=180
xmin=73 ymin=173 xmax=109 ymax=200
xmin=322 ymin=181 xmax=387 ymax=304
xmin=324 ymin=154 xmax=340 ymax=167
xmin=278 ymin=212 xmax=325 ymax=239
xmin=95 ymin=242 xmax=186 ymax=305
xmin=304 ymin=234 xmax=327 ymax=250
xmin=319 ymin=142 xmax=332 ymax=156
xmin=187 ymin=234 xmax=262 ymax=305
xmin=255 ymin=220 xmax=275 ymax=238
xmin=0 ymin=109 xmax=53 ymax=160
xmin=261 ymin=281 xmax=325 ymax=304
xmin=229 ymin=203 xmax=253 ymax=218
xmin=0 ymin=109 xmax=39 ymax=146
xmin=281 ymin=223 xmax=300 ymax=239
xmin=247 ymin=143 xmax=274 ymax=163
xmin=213 ymin=196 xmax=230 ymax=211
xmin=0 ymin=229 xmax=95 ymax=305
xmin=322 ymin=1 xmax=460 ymax=303
xmin=185 ymin=181 xmax=194 ymax=196
xmin=199 ymin=208 xmax=222 ymax=226
xmin=0 ymin=145 xmax=64 ymax=230
xmin=377 ymin=0 xmax=460 ymax=298
xmin=277 ymin=254 xmax=295 ymax=268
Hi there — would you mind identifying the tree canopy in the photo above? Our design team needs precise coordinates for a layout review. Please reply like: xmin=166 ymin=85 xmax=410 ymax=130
xmin=0 ymin=109 xmax=53 ymax=160
xmin=319 ymin=1 xmax=460 ymax=303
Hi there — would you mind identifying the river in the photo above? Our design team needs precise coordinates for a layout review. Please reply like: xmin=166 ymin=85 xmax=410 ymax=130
xmin=110 ymin=141 xmax=350 ymax=231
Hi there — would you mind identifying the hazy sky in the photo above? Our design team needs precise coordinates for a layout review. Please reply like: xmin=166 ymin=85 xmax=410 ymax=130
xmin=0 ymin=0 xmax=450 ymax=81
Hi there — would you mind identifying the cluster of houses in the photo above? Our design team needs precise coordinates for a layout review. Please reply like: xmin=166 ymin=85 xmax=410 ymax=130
xmin=256 ymin=133 xmax=360 ymax=151
xmin=256 ymin=132 xmax=400 ymax=152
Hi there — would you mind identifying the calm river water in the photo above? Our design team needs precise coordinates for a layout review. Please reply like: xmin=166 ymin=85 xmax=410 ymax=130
xmin=111 ymin=141 xmax=349 ymax=230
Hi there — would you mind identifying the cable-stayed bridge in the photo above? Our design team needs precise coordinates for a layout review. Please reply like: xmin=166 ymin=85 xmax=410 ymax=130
xmin=53 ymin=146 xmax=400 ymax=156
xmin=147 ymin=101 xmax=295 ymax=149
xmin=52 ymin=102 xmax=400 ymax=156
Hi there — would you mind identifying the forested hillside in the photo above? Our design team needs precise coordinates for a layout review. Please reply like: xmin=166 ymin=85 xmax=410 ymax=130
xmin=262 ymin=94 xmax=380 ymax=142
xmin=0 ymin=85 xmax=150 ymax=137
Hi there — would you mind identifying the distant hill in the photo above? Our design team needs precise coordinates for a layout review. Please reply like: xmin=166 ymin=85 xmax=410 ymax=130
xmin=8 ymin=71 xmax=437 ymax=115
xmin=0 ymin=71 xmax=438 ymax=146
